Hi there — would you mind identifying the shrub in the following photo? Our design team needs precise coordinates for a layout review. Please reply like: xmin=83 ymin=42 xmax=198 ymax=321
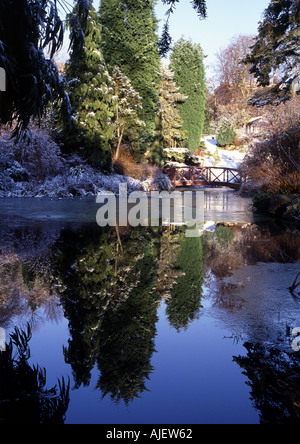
xmin=216 ymin=119 xmax=236 ymax=147
xmin=0 ymin=128 xmax=64 ymax=182
xmin=112 ymin=145 xmax=171 ymax=191
xmin=112 ymin=146 xmax=150 ymax=180
xmin=241 ymin=119 xmax=300 ymax=195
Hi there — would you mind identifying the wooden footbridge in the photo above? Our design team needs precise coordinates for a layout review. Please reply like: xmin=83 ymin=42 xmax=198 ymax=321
xmin=163 ymin=166 xmax=242 ymax=190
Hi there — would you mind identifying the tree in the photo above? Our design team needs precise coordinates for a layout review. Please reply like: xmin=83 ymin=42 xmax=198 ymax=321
xmin=111 ymin=66 xmax=146 ymax=161
xmin=212 ymin=35 xmax=258 ymax=127
xmin=63 ymin=2 xmax=114 ymax=170
xmin=99 ymin=0 xmax=161 ymax=138
xmin=245 ymin=0 xmax=300 ymax=106
xmin=216 ymin=118 xmax=236 ymax=147
xmin=0 ymin=1 xmax=208 ymax=133
xmin=166 ymin=235 xmax=204 ymax=332
xmin=158 ymin=65 xmax=187 ymax=148
xmin=170 ymin=38 xmax=207 ymax=153
xmin=147 ymin=111 xmax=164 ymax=166
xmin=0 ymin=0 xmax=89 ymax=137
xmin=159 ymin=0 xmax=207 ymax=55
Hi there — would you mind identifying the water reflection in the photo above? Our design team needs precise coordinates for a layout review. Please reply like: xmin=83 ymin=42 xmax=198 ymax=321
xmin=234 ymin=343 xmax=300 ymax=424
xmin=54 ymin=226 xmax=162 ymax=403
xmin=0 ymin=214 xmax=300 ymax=423
xmin=0 ymin=325 xmax=70 ymax=424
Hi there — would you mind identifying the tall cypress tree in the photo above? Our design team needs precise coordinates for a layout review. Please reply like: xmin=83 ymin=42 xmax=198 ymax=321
xmin=170 ymin=38 xmax=207 ymax=153
xmin=159 ymin=65 xmax=187 ymax=148
xmin=99 ymin=0 xmax=161 ymax=139
xmin=63 ymin=1 xmax=114 ymax=171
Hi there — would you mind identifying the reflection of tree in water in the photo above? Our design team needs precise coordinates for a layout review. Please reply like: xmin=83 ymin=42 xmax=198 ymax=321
xmin=53 ymin=226 xmax=115 ymax=388
xmin=234 ymin=342 xmax=300 ymax=424
xmin=203 ymin=222 xmax=300 ymax=310
xmin=54 ymin=225 xmax=161 ymax=404
xmin=165 ymin=235 xmax=204 ymax=332
xmin=0 ymin=325 xmax=70 ymax=424
xmin=0 ymin=227 xmax=63 ymax=330
xmin=96 ymin=233 xmax=160 ymax=405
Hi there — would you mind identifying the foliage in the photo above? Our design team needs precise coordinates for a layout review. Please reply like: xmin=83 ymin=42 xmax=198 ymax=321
xmin=234 ymin=342 xmax=300 ymax=424
xmin=241 ymin=118 xmax=300 ymax=195
xmin=159 ymin=0 xmax=207 ymax=55
xmin=0 ymin=0 xmax=89 ymax=137
xmin=169 ymin=38 xmax=207 ymax=153
xmin=245 ymin=0 xmax=300 ymax=106
xmin=0 ymin=0 xmax=208 ymax=135
xmin=0 ymin=324 xmax=70 ymax=424
xmin=212 ymin=35 xmax=259 ymax=127
xmin=53 ymin=225 xmax=161 ymax=404
xmin=99 ymin=0 xmax=161 ymax=138
xmin=111 ymin=66 xmax=146 ymax=161
xmin=113 ymin=145 xmax=154 ymax=180
xmin=216 ymin=118 xmax=236 ymax=147
xmin=158 ymin=66 xmax=187 ymax=148
xmin=147 ymin=111 xmax=164 ymax=166
xmin=63 ymin=2 xmax=114 ymax=171
xmin=162 ymin=147 xmax=198 ymax=166
xmin=0 ymin=127 xmax=64 ymax=182
xmin=166 ymin=235 xmax=204 ymax=332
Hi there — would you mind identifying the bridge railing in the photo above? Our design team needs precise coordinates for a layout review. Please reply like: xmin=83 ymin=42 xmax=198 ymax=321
xmin=163 ymin=166 xmax=242 ymax=189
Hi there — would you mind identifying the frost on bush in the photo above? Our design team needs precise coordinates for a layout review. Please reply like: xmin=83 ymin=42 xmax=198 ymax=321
xmin=0 ymin=128 xmax=171 ymax=198
xmin=12 ymin=130 xmax=65 ymax=180
xmin=216 ymin=118 xmax=236 ymax=147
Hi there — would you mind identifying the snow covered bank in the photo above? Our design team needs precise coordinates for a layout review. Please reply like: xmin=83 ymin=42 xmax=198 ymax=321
xmin=0 ymin=130 xmax=171 ymax=198
xmin=0 ymin=162 xmax=172 ymax=198
xmin=202 ymin=136 xmax=246 ymax=169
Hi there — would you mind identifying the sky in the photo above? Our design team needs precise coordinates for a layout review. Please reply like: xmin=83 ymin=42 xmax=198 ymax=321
xmin=154 ymin=0 xmax=270 ymax=78
xmin=62 ymin=0 xmax=271 ymax=79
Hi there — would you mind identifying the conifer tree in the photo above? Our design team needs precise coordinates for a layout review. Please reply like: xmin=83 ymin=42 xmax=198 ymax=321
xmin=110 ymin=66 xmax=146 ymax=161
xmin=0 ymin=0 xmax=208 ymax=133
xmin=147 ymin=111 xmax=164 ymax=166
xmin=64 ymin=2 xmax=114 ymax=171
xmin=99 ymin=0 xmax=161 ymax=139
xmin=244 ymin=0 xmax=300 ymax=106
xmin=0 ymin=0 xmax=89 ymax=137
xmin=170 ymin=38 xmax=207 ymax=153
xmin=159 ymin=66 xmax=188 ymax=148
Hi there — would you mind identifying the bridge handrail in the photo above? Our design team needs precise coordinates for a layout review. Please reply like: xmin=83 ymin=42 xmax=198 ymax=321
xmin=163 ymin=166 xmax=240 ymax=172
xmin=162 ymin=165 xmax=242 ymax=189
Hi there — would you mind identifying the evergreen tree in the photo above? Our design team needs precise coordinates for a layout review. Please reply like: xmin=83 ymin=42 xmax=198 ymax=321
xmin=0 ymin=0 xmax=89 ymax=137
xmin=216 ymin=118 xmax=236 ymax=147
xmin=170 ymin=38 xmax=207 ymax=153
xmin=99 ymin=0 xmax=161 ymax=139
xmin=158 ymin=65 xmax=188 ymax=148
xmin=166 ymin=234 xmax=204 ymax=332
xmin=0 ymin=0 xmax=208 ymax=133
xmin=147 ymin=111 xmax=164 ymax=166
xmin=110 ymin=66 xmax=146 ymax=161
xmin=64 ymin=2 xmax=114 ymax=171
xmin=245 ymin=0 xmax=300 ymax=106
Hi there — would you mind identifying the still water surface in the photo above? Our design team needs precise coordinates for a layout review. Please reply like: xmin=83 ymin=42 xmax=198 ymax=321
xmin=0 ymin=189 xmax=299 ymax=424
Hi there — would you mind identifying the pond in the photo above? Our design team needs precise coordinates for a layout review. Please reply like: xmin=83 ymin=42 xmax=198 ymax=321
xmin=0 ymin=189 xmax=299 ymax=425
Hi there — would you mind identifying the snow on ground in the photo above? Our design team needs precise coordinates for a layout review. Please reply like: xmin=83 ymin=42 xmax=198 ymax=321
xmin=202 ymin=136 xmax=246 ymax=169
